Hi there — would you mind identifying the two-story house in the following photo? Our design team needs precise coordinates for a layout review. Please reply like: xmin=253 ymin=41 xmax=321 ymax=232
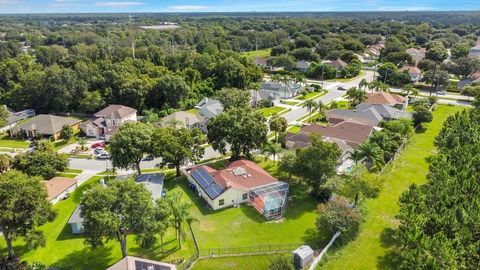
xmin=81 ymin=104 xmax=137 ymax=141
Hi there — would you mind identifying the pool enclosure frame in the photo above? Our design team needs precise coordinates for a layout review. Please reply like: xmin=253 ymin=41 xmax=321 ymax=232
xmin=249 ymin=181 xmax=289 ymax=220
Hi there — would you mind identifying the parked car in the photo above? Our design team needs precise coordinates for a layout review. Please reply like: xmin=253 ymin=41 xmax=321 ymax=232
xmin=91 ymin=142 xmax=105 ymax=149
xmin=337 ymin=86 xmax=346 ymax=91
xmin=437 ymin=90 xmax=446 ymax=95
xmin=94 ymin=147 xmax=106 ymax=155
xmin=96 ymin=153 xmax=109 ymax=160
xmin=143 ymin=155 xmax=154 ymax=161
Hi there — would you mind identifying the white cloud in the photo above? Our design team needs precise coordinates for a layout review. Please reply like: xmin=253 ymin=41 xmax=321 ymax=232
xmin=168 ymin=5 xmax=210 ymax=11
xmin=95 ymin=1 xmax=145 ymax=8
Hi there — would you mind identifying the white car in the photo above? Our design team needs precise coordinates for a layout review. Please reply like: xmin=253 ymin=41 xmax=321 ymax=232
xmin=96 ymin=153 xmax=110 ymax=160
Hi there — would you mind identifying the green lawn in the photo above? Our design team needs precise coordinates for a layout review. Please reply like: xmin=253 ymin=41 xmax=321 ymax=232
xmin=258 ymin=106 xmax=287 ymax=117
xmin=295 ymin=91 xmax=327 ymax=101
xmin=335 ymin=100 xmax=350 ymax=109
xmin=241 ymin=48 xmax=272 ymax=60
xmin=282 ymin=100 xmax=301 ymax=106
xmin=317 ymin=105 xmax=464 ymax=270
xmin=193 ymin=254 xmax=282 ymax=270
xmin=0 ymin=134 xmax=29 ymax=148
xmin=186 ymin=108 xmax=200 ymax=115
xmin=65 ymin=168 xmax=83 ymax=174
xmin=287 ymin=125 xmax=302 ymax=134
xmin=55 ymin=173 xmax=77 ymax=178
xmin=0 ymin=174 xmax=196 ymax=270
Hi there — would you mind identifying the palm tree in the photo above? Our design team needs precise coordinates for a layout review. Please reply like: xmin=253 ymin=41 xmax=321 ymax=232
xmin=261 ymin=142 xmax=283 ymax=163
xmin=78 ymin=137 xmax=87 ymax=151
xmin=357 ymin=142 xmax=385 ymax=171
xmin=165 ymin=192 xmax=197 ymax=249
xmin=368 ymin=80 xmax=388 ymax=92
xmin=317 ymin=101 xmax=327 ymax=119
xmin=271 ymin=74 xmax=291 ymax=98
xmin=269 ymin=114 xmax=288 ymax=143
xmin=358 ymin=78 xmax=368 ymax=92
xmin=302 ymin=99 xmax=318 ymax=121
xmin=402 ymin=84 xmax=415 ymax=96
xmin=346 ymin=87 xmax=367 ymax=106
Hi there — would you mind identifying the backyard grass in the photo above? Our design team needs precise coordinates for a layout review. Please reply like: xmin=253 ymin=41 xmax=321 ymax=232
xmin=258 ymin=106 xmax=287 ymax=117
xmin=192 ymin=254 xmax=283 ymax=270
xmin=241 ymin=48 xmax=272 ymax=60
xmin=0 ymin=175 xmax=196 ymax=270
xmin=317 ymin=105 xmax=464 ymax=270
xmin=0 ymin=134 xmax=29 ymax=148
xmin=335 ymin=100 xmax=350 ymax=109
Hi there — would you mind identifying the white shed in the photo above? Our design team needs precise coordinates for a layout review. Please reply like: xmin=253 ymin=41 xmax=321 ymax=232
xmin=292 ymin=245 xmax=314 ymax=269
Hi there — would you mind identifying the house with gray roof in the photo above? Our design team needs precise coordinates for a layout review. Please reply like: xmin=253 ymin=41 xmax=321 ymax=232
xmin=11 ymin=114 xmax=81 ymax=140
xmin=260 ymin=81 xmax=302 ymax=99
xmin=327 ymin=108 xmax=383 ymax=127
xmin=296 ymin=60 xmax=311 ymax=73
xmin=457 ymin=71 xmax=480 ymax=90
xmin=135 ymin=173 xmax=165 ymax=201
xmin=468 ymin=45 xmax=480 ymax=60
xmin=355 ymin=103 xmax=412 ymax=120
xmin=159 ymin=111 xmax=206 ymax=131
xmin=0 ymin=107 xmax=35 ymax=133
xmin=195 ymin=98 xmax=224 ymax=119
xmin=81 ymin=104 xmax=137 ymax=141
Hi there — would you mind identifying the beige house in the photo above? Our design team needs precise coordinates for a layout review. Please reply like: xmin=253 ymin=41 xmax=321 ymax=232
xmin=159 ymin=111 xmax=206 ymax=131
xmin=44 ymin=177 xmax=78 ymax=204
xmin=10 ymin=114 xmax=81 ymax=140
xmin=81 ymin=105 xmax=137 ymax=141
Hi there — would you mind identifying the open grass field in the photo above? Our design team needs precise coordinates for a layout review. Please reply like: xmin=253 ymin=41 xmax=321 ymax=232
xmin=317 ymin=105 xmax=464 ymax=270
xmin=192 ymin=254 xmax=283 ymax=270
xmin=258 ymin=106 xmax=287 ymax=117
xmin=0 ymin=134 xmax=29 ymax=148
xmin=241 ymin=48 xmax=272 ymax=60
xmin=0 ymin=174 xmax=196 ymax=270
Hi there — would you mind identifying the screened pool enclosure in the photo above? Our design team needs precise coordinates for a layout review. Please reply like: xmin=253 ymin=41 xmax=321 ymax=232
xmin=249 ymin=181 xmax=289 ymax=219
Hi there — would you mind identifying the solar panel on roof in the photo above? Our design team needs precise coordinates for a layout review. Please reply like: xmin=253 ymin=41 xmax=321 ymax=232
xmin=233 ymin=167 xmax=247 ymax=176
xmin=191 ymin=168 xmax=214 ymax=189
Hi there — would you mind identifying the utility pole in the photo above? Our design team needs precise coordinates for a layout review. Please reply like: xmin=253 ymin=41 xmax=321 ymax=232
xmin=384 ymin=69 xmax=388 ymax=84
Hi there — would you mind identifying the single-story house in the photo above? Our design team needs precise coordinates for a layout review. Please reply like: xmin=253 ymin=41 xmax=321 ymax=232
xmin=285 ymin=120 xmax=375 ymax=174
xmin=158 ymin=111 xmax=206 ymax=131
xmin=195 ymin=98 xmax=224 ymax=119
xmin=366 ymin=92 xmax=407 ymax=109
xmin=11 ymin=114 xmax=81 ymax=140
xmin=457 ymin=71 xmax=480 ymax=90
xmin=107 ymin=256 xmax=177 ymax=270
xmin=67 ymin=205 xmax=84 ymax=234
xmin=135 ymin=173 xmax=165 ymax=201
xmin=323 ymin=59 xmax=348 ymax=71
xmin=406 ymin=47 xmax=426 ymax=66
xmin=468 ymin=45 xmax=480 ymax=60
xmin=296 ymin=60 xmax=311 ymax=73
xmin=253 ymin=57 xmax=270 ymax=69
xmin=0 ymin=108 xmax=35 ymax=133
xmin=184 ymin=159 xmax=289 ymax=219
xmin=327 ymin=107 xmax=383 ymax=127
xmin=399 ymin=65 xmax=422 ymax=82
xmin=260 ymin=81 xmax=302 ymax=99
xmin=81 ymin=104 xmax=137 ymax=141
xmin=364 ymin=43 xmax=385 ymax=59
xmin=355 ymin=103 xmax=412 ymax=120
xmin=44 ymin=177 xmax=78 ymax=204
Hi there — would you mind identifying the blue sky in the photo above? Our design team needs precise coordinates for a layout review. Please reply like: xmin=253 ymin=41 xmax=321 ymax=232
xmin=0 ymin=0 xmax=478 ymax=14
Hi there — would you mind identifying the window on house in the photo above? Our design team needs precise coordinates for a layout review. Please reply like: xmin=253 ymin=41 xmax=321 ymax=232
xmin=112 ymin=120 xmax=116 ymax=126
xmin=219 ymin=199 xmax=224 ymax=206
xmin=242 ymin=193 xmax=248 ymax=200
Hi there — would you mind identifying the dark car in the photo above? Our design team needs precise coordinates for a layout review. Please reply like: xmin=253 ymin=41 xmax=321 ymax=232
xmin=337 ymin=86 xmax=346 ymax=91
xmin=143 ymin=155 xmax=155 ymax=161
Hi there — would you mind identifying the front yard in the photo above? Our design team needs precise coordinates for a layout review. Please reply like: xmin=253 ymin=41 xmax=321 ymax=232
xmin=258 ymin=106 xmax=288 ymax=117
xmin=0 ymin=134 xmax=29 ymax=149
xmin=295 ymin=91 xmax=327 ymax=101
xmin=317 ymin=105 xmax=464 ymax=270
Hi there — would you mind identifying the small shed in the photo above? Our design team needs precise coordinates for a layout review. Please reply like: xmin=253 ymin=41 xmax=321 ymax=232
xmin=67 ymin=205 xmax=84 ymax=234
xmin=292 ymin=245 xmax=314 ymax=269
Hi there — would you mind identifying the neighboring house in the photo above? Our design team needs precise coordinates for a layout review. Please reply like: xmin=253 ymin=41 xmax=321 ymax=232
xmin=323 ymin=59 xmax=348 ymax=71
xmin=468 ymin=45 xmax=480 ymax=60
xmin=44 ymin=177 xmax=78 ymax=204
xmin=195 ymin=98 xmax=224 ymax=119
xmin=0 ymin=108 xmax=35 ymax=133
xmin=326 ymin=108 xmax=383 ymax=127
xmin=366 ymin=92 xmax=407 ymax=109
xmin=457 ymin=71 xmax=480 ymax=90
xmin=159 ymin=111 xmax=206 ymax=131
xmin=355 ymin=103 xmax=412 ymax=120
xmin=364 ymin=43 xmax=385 ymax=59
xmin=249 ymin=89 xmax=276 ymax=106
xmin=184 ymin=159 xmax=289 ymax=219
xmin=406 ymin=47 xmax=426 ymax=66
xmin=81 ymin=104 xmax=137 ymax=141
xmin=10 ymin=114 xmax=81 ymax=140
xmin=68 ymin=205 xmax=84 ymax=234
xmin=285 ymin=120 xmax=375 ymax=173
xmin=253 ymin=57 xmax=270 ymax=69
xmin=135 ymin=173 xmax=165 ymax=201
xmin=296 ymin=60 xmax=311 ymax=73
xmin=107 ymin=256 xmax=177 ymax=270
xmin=260 ymin=81 xmax=302 ymax=99
xmin=399 ymin=65 xmax=422 ymax=82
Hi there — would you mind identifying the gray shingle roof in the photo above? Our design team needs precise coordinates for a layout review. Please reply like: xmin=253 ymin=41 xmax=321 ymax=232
xmin=355 ymin=103 xmax=412 ymax=120
xmin=195 ymin=98 xmax=224 ymax=118
xmin=327 ymin=108 xmax=383 ymax=126
xmin=94 ymin=104 xmax=137 ymax=119
xmin=18 ymin=114 xmax=81 ymax=135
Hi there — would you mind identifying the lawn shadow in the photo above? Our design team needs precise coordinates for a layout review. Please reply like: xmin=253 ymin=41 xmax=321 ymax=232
xmin=415 ymin=126 xmax=427 ymax=134
xmin=51 ymin=246 xmax=115 ymax=270
xmin=379 ymin=227 xmax=398 ymax=248
xmin=376 ymin=228 xmax=401 ymax=270
xmin=302 ymin=228 xmax=323 ymax=249
xmin=239 ymin=205 xmax=267 ymax=223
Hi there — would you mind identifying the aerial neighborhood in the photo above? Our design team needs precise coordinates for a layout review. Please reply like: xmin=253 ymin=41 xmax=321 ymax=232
xmin=0 ymin=8 xmax=479 ymax=270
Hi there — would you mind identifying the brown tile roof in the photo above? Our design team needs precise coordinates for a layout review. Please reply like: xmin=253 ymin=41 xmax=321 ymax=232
xmin=193 ymin=159 xmax=278 ymax=191
xmin=399 ymin=65 xmax=421 ymax=74
xmin=43 ymin=177 xmax=77 ymax=201
xmin=288 ymin=120 xmax=374 ymax=148
xmin=327 ymin=59 xmax=348 ymax=70
xmin=94 ymin=105 xmax=137 ymax=119
xmin=366 ymin=92 xmax=406 ymax=106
